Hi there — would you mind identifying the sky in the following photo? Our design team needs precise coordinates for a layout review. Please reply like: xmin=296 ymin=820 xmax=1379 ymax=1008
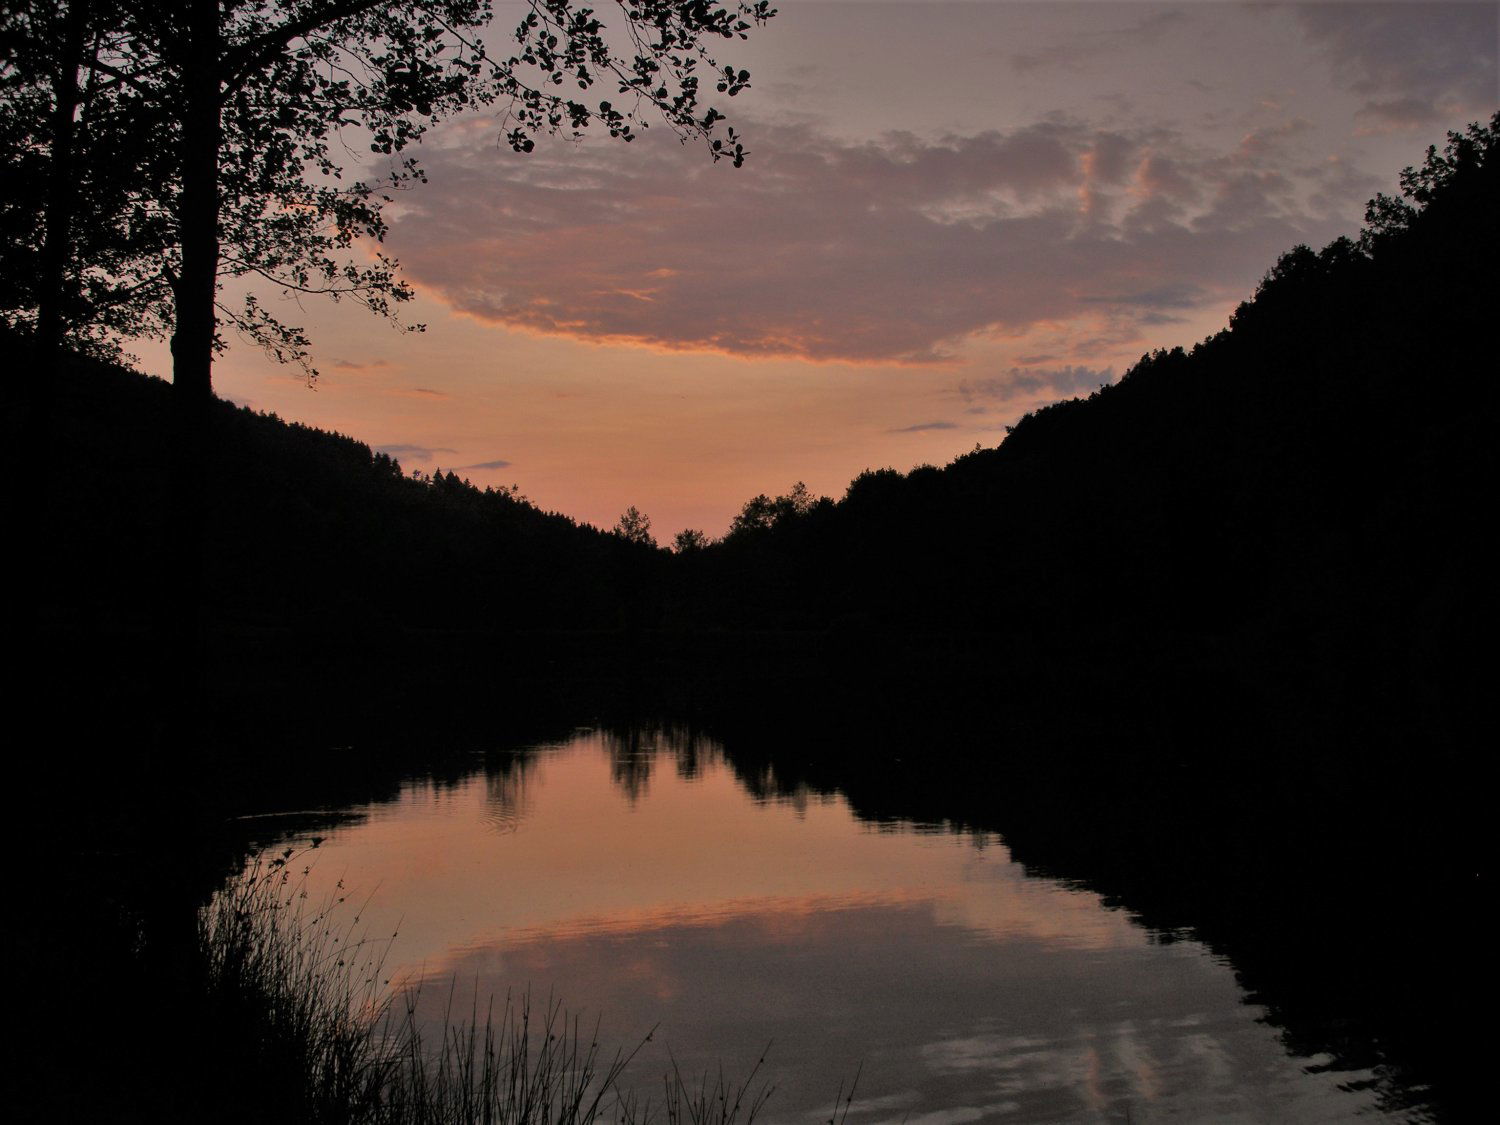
xmin=136 ymin=2 xmax=1498 ymax=539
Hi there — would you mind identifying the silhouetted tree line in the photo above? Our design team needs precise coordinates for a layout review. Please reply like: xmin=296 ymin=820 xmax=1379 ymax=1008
xmin=19 ymin=339 xmax=663 ymax=644
xmin=668 ymin=116 xmax=1496 ymax=752
xmin=18 ymin=118 xmax=1495 ymax=750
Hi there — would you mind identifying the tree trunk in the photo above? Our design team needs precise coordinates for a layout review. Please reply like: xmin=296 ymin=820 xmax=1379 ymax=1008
xmin=149 ymin=0 xmax=224 ymax=968
xmin=162 ymin=0 xmax=223 ymax=723
xmin=171 ymin=0 xmax=223 ymax=409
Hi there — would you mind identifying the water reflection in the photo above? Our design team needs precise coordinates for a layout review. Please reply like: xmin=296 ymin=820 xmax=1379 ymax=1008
xmin=602 ymin=725 xmax=722 ymax=798
xmin=482 ymin=751 xmax=540 ymax=835
xmin=256 ymin=728 xmax=1400 ymax=1123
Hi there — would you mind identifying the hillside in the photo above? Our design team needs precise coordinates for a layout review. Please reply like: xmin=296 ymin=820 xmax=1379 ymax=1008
xmin=19 ymin=121 xmax=1494 ymax=755
xmin=680 ymin=117 xmax=1496 ymax=752
xmin=26 ymin=345 xmax=661 ymax=643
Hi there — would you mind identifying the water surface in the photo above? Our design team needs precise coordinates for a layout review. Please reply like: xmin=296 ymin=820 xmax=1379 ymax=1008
xmin=247 ymin=729 xmax=1397 ymax=1123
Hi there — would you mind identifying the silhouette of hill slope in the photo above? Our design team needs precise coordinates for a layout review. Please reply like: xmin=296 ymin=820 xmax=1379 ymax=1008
xmin=681 ymin=117 xmax=1495 ymax=752
xmin=25 ymin=345 xmax=661 ymax=646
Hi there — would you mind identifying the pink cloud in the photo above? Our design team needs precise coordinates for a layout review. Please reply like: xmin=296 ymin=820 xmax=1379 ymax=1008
xmin=386 ymin=117 xmax=1359 ymax=364
xmin=959 ymin=365 xmax=1116 ymax=404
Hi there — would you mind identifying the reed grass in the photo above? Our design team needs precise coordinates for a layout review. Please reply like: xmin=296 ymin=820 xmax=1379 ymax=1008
xmin=198 ymin=847 xmax=395 ymax=1122
xmin=198 ymin=849 xmax=783 ymax=1125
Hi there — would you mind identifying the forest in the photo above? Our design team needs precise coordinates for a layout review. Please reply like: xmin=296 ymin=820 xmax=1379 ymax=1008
xmin=21 ymin=116 xmax=1494 ymax=759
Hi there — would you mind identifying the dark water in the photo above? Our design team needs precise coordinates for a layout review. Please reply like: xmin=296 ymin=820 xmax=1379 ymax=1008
xmin=240 ymin=729 xmax=1414 ymax=1123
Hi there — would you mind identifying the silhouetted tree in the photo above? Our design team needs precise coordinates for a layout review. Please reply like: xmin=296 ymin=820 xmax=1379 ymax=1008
xmin=613 ymin=505 xmax=656 ymax=547
xmin=3 ymin=1 xmax=131 ymax=357
xmin=727 ymin=480 xmax=825 ymax=539
xmin=1 ymin=0 xmax=177 ymax=650
xmin=6 ymin=1 xmax=776 ymax=396
xmin=673 ymin=528 xmax=710 ymax=552
xmin=728 ymin=492 xmax=776 ymax=536
xmin=1363 ymin=116 xmax=1499 ymax=247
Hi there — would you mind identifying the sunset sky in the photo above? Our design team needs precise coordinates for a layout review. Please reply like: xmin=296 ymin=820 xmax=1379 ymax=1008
xmin=136 ymin=1 xmax=1497 ymax=539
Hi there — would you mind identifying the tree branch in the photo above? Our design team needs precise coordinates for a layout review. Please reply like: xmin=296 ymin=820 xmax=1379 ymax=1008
xmin=219 ymin=0 xmax=389 ymax=97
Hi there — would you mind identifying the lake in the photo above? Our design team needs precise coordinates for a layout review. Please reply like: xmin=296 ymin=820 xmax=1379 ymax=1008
xmin=238 ymin=726 xmax=1408 ymax=1123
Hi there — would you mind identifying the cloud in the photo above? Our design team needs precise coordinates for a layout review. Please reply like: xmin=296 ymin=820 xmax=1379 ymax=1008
xmin=1305 ymin=154 xmax=1385 ymax=220
xmin=1079 ymin=283 xmax=1206 ymax=309
xmin=331 ymin=358 xmax=391 ymax=374
xmin=888 ymin=421 xmax=959 ymax=434
xmin=1356 ymin=97 xmax=1450 ymax=134
xmin=1296 ymin=3 xmax=1497 ymax=131
xmin=1236 ymin=117 xmax=1314 ymax=159
xmin=456 ymin=458 xmax=513 ymax=471
xmin=1010 ymin=10 xmax=1190 ymax=74
xmin=386 ymin=114 xmax=1357 ymax=365
xmin=960 ymin=366 xmax=1116 ymax=403
xmin=385 ymin=387 xmax=451 ymax=400
xmin=375 ymin=443 xmax=456 ymax=463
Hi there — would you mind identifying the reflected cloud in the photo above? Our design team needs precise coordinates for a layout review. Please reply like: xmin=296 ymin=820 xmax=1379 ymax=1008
xmin=402 ymin=895 xmax=1379 ymax=1125
xmin=262 ymin=731 xmax=1406 ymax=1124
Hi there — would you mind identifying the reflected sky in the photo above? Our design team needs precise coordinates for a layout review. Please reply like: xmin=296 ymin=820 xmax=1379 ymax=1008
xmin=252 ymin=730 xmax=1395 ymax=1123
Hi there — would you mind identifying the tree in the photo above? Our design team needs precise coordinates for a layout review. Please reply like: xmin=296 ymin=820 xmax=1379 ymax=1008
xmin=728 ymin=492 xmax=776 ymax=535
xmin=673 ymin=527 xmax=710 ymax=552
xmin=4 ymin=1 xmax=777 ymax=395
xmin=728 ymin=480 xmax=821 ymax=537
xmin=2 ymin=0 xmax=177 ymax=655
xmin=613 ymin=505 xmax=656 ymax=547
xmin=1362 ymin=112 xmax=1500 ymax=248
xmin=1 ymin=2 xmax=185 ymax=361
